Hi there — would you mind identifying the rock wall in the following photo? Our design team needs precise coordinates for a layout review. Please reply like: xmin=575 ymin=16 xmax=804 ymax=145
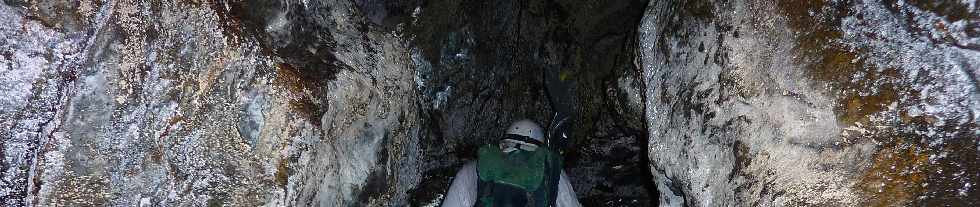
xmin=0 ymin=0 xmax=420 ymax=206
xmin=640 ymin=0 xmax=978 ymax=206
xmin=1 ymin=0 xmax=655 ymax=206
xmin=7 ymin=0 xmax=974 ymax=206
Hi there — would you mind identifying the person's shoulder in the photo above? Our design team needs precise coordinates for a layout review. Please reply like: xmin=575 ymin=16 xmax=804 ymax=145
xmin=459 ymin=161 xmax=477 ymax=175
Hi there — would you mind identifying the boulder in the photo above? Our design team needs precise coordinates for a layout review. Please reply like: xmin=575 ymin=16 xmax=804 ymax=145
xmin=639 ymin=0 xmax=978 ymax=206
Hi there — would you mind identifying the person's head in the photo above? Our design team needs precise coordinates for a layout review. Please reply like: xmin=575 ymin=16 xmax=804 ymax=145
xmin=501 ymin=119 xmax=544 ymax=152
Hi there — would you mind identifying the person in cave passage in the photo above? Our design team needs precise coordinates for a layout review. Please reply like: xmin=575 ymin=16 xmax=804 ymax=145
xmin=441 ymin=119 xmax=582 ymax=207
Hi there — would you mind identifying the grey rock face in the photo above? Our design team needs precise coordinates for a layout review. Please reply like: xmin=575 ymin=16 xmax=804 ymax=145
xmin=1 ymin=0 xmax=656 ymax=206
xmin=1 ymin=0 xmax=419 ymax=206
xmin=640 ymin=0 xmax=978 ymax=206
xmin=10 ymin=0 xmax=974 ymax=206
xmin=2 ymin=0 xmax=660 ymax=205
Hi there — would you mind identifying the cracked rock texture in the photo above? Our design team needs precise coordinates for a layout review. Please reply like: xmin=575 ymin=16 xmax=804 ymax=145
xmin=1 ymin=0 xmax=419 ymax=206
xmin=3 ymin=0 xmax=978 ymax=206
xmin=640 ymin=0 xmax=978 ymax=206
xmin=1 ymin=0 xmax=654 ymax=206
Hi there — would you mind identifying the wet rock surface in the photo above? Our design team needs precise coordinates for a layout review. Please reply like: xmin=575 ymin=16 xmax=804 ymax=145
xmin=2 ymin=0 xmax=977 ymax=206
xmin=640 ymin=0 xmax=978 ymax=206
xmin=1 ymin=0 xmax=420 ymax=206
xmin=1 ymin=0 xmax=655 ymax=206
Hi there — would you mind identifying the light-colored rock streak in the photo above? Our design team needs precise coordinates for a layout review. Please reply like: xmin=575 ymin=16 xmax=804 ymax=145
xmin=639 ymin=0 xmax=978 ymax=206
xmin=2 ymin=0 xmax=421 ymax=206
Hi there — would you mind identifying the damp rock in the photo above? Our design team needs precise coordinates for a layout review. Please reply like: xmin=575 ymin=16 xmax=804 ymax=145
xmin=639 ymin=0 xmax=978 ymax=206
xmin=1 ymin=0 xmax=420 ymax=206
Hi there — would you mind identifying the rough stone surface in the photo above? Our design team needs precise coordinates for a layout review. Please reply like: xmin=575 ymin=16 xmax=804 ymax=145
xmin=640 ymin=0 xmax=978 ymax=206
xmin=1 ymin=0 xmax=655 ymax=206
xmin=8 ymin=0 xmax=975 ymax=206
xmin=401 ymin=0 xmax=655 ymax=206
xmin=0 ymin=0 xmax=420 ymax=206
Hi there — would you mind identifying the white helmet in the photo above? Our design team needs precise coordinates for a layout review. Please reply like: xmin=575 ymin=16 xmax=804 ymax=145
xmin=506 ymin=119 xmax=544 ymax=142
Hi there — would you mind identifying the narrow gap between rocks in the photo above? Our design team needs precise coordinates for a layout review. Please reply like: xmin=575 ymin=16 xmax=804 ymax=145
xmin=357 ymin=0 xmax=661 ymax=206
